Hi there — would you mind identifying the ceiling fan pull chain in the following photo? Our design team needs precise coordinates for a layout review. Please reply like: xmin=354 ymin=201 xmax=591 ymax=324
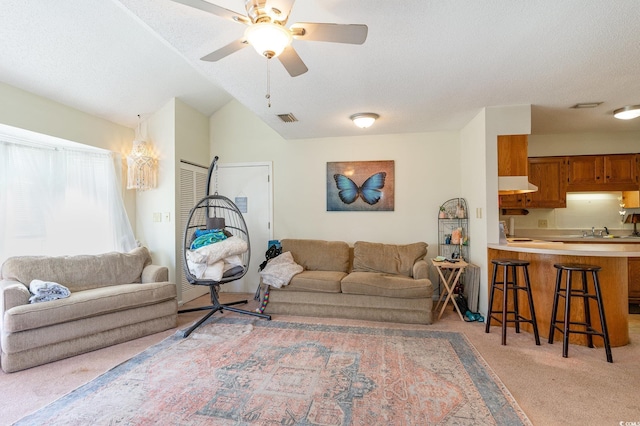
xmin=265 ymin=58 xmax=271 ymax=108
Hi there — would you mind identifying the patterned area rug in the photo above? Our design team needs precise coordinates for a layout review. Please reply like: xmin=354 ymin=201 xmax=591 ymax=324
xmin=16 ymin=317 xmax=530 ymax=425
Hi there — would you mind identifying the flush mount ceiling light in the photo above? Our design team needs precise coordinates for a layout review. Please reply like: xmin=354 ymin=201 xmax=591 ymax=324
xmin=244 ymin=22 xmax=292 ymax=59
xmin=350 ymin=113 xmax=379 ymax=129
xmin=613 ymin=105 xmax=640 ymax=120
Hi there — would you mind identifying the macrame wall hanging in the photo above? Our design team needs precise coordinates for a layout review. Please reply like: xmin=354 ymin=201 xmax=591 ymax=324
xmin=126 ymin=115 xmax=157 ymax=191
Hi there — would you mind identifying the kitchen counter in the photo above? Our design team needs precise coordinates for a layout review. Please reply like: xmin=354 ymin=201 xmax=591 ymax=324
xmin=509 ymin=232 xmax=640 ymax=244
xmin=490 ymin=241 xmax=640 ymax=256
xmin=524 ymin=236 xmax=640 ymax=243
xmin=487 ymin=241 xmax=637 ymax=347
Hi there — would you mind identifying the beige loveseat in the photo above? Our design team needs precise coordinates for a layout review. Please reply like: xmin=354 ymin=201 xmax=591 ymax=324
xmin=262 ymin=239 xmax=433 ymax=324
xmin=0 ymin=247 xmax=177 ymax=373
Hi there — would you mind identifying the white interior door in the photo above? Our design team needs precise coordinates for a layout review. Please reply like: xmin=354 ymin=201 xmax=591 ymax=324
xmin=215 ymin=162 xmax=273 ymax=294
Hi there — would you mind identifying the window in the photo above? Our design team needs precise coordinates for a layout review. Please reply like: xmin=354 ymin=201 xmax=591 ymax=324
xmin=0 ymin=126 xmax=137 ymax=263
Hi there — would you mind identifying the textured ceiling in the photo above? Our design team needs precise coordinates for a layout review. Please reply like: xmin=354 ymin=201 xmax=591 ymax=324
xmin=1 ymin=0 xmax=639 ymax=139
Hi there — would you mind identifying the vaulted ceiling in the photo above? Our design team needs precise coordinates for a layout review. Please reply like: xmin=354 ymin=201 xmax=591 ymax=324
xmin=1 ymin=0 xmax=639 ymax=139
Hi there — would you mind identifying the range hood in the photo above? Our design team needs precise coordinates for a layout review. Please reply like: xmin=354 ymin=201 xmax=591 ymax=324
xmin=498 ymin=176 xmax=538 ymax=195
xmin=497 ymin=135 xmax=538 ymax=195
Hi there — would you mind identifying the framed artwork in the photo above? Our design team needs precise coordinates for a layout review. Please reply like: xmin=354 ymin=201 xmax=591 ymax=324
xmin=326 ymin=160 xmax=395 ymax=211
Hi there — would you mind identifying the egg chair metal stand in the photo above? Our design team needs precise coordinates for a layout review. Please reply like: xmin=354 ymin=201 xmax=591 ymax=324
xmin=178 ymin=157 xmax=270 ymax=338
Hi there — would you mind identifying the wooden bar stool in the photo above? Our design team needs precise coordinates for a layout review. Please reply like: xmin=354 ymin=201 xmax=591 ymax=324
xmin=549 ymin=263 xmax=613 ymax=363
xmin=485 ymin=259 xmax=541 ymax=346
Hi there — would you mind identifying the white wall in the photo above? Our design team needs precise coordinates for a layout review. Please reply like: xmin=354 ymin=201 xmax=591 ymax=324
xmin=459 ymin=105 xmax=531 ymax=315
xmin=529 ymin=131 xmax=640 ymax=156
xmin=136 ymin=100 xmax=176 ymax=283
xmin=136 ymin=98 xmax=211 ymax=299
xmin=210 ymin=100 xmax=460 ymax=257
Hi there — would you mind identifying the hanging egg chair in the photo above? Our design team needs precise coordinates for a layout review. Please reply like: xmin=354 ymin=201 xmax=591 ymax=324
xmin=178 ymin=157 xmax=270 ymax=337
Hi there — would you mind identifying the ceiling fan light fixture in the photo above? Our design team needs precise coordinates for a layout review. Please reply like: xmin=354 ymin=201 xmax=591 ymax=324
xmin=350 ymin=113 xmax=379 ymax=129
xmin=613 ymin=105 xmax=640 ymax=120
xmin=244 ymin=22 xmax=292 ymax=58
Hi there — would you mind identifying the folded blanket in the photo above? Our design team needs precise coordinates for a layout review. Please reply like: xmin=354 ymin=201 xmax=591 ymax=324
xmin=259 ymin=251 xmax=303 ymax=288
xmin=187 ymin=255 xmax=246 ymax=281
xmin=190 ymin=229 xmax=227 ymax=250
xmin=29 ymin=279 xmax=71 ymax=303
xmin=187 ymin=236 xmax=248 ymax=265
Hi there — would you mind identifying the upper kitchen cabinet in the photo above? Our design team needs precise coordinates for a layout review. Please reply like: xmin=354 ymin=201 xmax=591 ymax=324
xmin=497 ymin=135 xmax=528 ymax=176
xmin=526 ymin=157 xmax=567 ymax=208
xmin=622 ymin=190 xmax=640 ymax=208
xmin=500 ymin=156 xmax=567 ymax=208
xmin=566 ymin=154 xmax=638 ymax=191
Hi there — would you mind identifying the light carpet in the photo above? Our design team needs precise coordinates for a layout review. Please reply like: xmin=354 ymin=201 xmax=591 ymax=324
xmin=16 ymin=317 xmax=530 ymax=425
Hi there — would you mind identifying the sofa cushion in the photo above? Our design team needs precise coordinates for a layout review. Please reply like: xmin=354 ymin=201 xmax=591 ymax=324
xmin=281 ymin=239 xmax=350 ymax=273
xmin=274 ymin=270 xmax=345 ymax=293
xmin=352 ymin=241 xmax=427 ymax=277
xmin=3 ymin=281 xmax=176 ymax=333
xmin=341 ymin=272 xmax=432 ymax=298
xmin=0 ymin=247 xmax=151 ymax=292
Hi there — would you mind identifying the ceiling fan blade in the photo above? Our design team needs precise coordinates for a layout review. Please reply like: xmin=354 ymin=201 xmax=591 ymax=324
xmin=265 ymin=0 xmax=295 ymax=24
xmin=290 ymin=22 xmax=368 ymax=44
xmin=170 ymin=0 xmax=250 ymax=25
xmin=200 ymin=38 xmax=248 ymax=62
xmin=277 ymin=46 xmax=308 ymax=77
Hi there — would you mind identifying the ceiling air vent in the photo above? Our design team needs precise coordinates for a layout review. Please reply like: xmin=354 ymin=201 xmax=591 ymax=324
xmin=277 ymin=113 xmax=298 ymax=123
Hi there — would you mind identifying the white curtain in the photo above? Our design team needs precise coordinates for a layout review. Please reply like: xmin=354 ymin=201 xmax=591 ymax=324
xmin=0 ymin=140 xmax=137 ymax=263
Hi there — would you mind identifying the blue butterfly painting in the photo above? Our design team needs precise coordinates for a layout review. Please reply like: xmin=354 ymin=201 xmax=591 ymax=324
xmin=334 ymin=172 xmax=386 ymax=205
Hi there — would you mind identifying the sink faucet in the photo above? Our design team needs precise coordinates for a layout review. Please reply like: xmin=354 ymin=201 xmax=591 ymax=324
xmin=591 ymin=227 xmax=595 ymax=236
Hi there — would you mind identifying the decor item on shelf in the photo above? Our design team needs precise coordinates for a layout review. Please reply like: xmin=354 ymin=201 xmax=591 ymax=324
xmin=613 ymin=105 xmax=640 ymax=120
xmin=350 ymin=112 xmax=379 ymax=128
xmin=439 ymin=205 xmax=447 ymax=218
xmin=625 ymin=213 xmax=640 ymax=236
xmin=127 ymin=115 xmax=157 ymax=191
xmin=451 ymin=227 xmax=462 ymax=245
xmin=456 ymin=203 xmax=466 ymax=218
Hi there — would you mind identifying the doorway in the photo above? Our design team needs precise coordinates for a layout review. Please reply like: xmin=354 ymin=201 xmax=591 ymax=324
xmin=214 ymin=161 xmax=273 ymax=294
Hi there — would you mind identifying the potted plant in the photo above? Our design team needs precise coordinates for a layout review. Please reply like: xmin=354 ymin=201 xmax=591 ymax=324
xmin=439 ymin=205 xmax=447 ymax=218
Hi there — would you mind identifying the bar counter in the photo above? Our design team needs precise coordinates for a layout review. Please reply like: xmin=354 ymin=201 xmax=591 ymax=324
xmin=487 ymin=242 xmax=640 ymax=347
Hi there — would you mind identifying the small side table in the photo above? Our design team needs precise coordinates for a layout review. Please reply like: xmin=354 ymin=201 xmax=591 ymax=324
xmin=432 ymin=258 xmax=468 ymax=321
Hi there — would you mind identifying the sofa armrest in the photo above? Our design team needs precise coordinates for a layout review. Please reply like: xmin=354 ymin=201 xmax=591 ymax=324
xmin=413 ymin=259 xmax=429 ymax=280
xmin=0 ymin=279 xmax=30 ymax=314
xmin=141 ymin=265 xmax=169 ymax=283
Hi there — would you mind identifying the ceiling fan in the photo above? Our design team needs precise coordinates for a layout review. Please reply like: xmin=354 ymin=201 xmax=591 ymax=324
xmin=170 ymin=0 xmax=368 ymax=77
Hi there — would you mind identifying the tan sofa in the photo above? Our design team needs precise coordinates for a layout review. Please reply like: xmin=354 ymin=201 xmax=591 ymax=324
xmin=0 ymin=247 xmax=177 ymax=373
xmin=262 ymin=239 xmax=433 ymax=324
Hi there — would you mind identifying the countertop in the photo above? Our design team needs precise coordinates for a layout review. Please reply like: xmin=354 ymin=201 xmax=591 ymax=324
xmin=488 ymin=241 xmax=640 ymax=257
xmin=525 ymin=235 xmax=640 ymax=243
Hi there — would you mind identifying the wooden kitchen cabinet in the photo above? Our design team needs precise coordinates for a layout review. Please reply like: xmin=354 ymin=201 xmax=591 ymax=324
xmin=567 ymin=153 xmax=638 ymax=191
xmin=622 ymin=190 xmax=640 ymax=208
xmin=497 ymin=135 xmax=528 ymax=176
xmin=499 ymin=157 xmax=567 ymax=208
xmin=499 ymin=192 xmax=526 ymax=208
xmin=526 ymin=157 xmax=567 ymax=208
xmin=629 ymin=258 xmax=640 ymax=304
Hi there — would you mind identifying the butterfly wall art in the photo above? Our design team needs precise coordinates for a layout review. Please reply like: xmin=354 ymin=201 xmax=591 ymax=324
xmin=326 ymin=160 xmax=395 ymax=211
